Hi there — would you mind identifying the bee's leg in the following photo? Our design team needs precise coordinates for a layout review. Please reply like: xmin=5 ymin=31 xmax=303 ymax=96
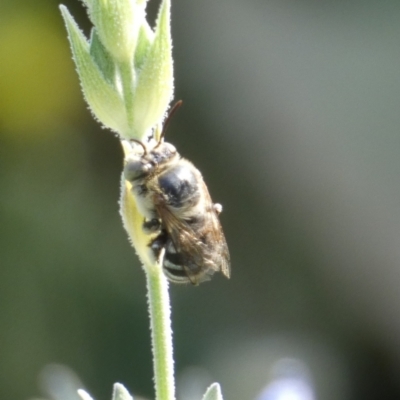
xmin=142 ymin=218 xmax=161 ymax=234
xmin=213 ymin=203 xmax=223 ymax=215
xmin=150 ymin=230 xmax=168 ymax=262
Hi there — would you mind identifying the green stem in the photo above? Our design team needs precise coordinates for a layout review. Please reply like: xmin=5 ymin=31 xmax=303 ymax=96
xmin=118 ymin=60 xmax=136 ymax=135
xmin=146 ymin=265 xmax=175 ymax=400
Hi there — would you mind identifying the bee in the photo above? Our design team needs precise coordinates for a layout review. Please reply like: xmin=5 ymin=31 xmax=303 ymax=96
xmin=123 ymin=103 xmax=230 ymax=285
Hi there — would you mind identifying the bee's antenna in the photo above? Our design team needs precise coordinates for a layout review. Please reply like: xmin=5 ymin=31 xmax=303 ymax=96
xmin=158 ymin=100 xmax=183 ymax=144
xmin=130 ymin=139 xmax=147 ymax=155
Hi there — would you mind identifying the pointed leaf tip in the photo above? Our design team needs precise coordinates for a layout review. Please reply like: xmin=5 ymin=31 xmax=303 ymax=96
xmin=60 ymin=5 xmax=129 ymax=135
xmin=112 ymin=383 xmax=134 ymax=400
xmin=202 ymin=383 xmax=224 ymax=400
xmin=77 ymin=389 xmax=95 ymax=400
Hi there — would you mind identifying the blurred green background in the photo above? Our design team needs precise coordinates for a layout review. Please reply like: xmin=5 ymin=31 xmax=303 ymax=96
xmin=2 ymin=0 xmax=400 ymax=399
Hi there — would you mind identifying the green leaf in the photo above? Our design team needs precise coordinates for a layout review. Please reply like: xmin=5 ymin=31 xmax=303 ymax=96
xmin=134 ymin=19 xmax=154 ymax=71
xmin=79 ymin=0 xmax=92 ymax=10
xmin=132 ymin=0 xmax=174 ymax=139
xmin=202 ymin=383 xmax=224 ymax=400
xmin=136 ymin=0 xmax=150 ymax=5
xmin=112 ymin=383 xmax=134 ymax=400
xmin=89 ymin=28 xmax=116 ymax=85
xmin=77 ymin=389 xmax=95 ymax=400
xmin=60 ymin=5 xmax=129 ymax=134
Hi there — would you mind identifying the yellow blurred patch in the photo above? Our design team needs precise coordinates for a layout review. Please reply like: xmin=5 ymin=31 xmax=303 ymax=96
xmin=0 ymin=8 xmax=83 ymax=138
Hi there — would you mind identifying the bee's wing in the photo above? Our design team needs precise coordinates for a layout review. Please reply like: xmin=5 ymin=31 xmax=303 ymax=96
xmin=209 ymin=218 xmax=231 ymax=279
xmin=154 ymin=182 xmax=230 ymax=283
xmin=203 ymin=189 xmax=231 ymax=279
xmin=154 ymin=203 xmax=207 ymax=284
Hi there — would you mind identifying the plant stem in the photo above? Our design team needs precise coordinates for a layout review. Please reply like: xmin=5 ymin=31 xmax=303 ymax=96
xmin=146 ymin=265 xmax=175 ymax=400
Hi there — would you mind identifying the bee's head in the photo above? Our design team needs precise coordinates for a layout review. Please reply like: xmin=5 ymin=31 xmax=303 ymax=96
xmin=149 ymin=141 xmax=179 ymax=165
xmin=123 ymin=140 xmax=147 ymax=182
xmin=124 ymin=141 xmax=179 ymax=183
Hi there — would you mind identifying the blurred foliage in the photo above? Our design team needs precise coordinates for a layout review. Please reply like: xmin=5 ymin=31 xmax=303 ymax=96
xmin=0 ymin=3 xmax=81 ymax=138
xmin=2 ymin=1 xmax=400 ymax=400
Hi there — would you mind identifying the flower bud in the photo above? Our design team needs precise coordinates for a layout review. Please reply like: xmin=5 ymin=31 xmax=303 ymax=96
xmin=88 ymin=0 xmax=147 ymax=63
xmin=131 ymin=0 xmax=174 ymax=140
xmin=60 ymin=0 xmax=173 ymax=141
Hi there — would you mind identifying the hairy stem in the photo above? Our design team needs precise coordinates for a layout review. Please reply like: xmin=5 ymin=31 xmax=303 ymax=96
xmin=146 ymin=264 xmax=175 ymax=400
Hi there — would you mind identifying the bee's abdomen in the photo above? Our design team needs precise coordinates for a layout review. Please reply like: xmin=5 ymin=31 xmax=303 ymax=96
xmin=150 ymin=235 xmax=206 ymax=284
xmin=162 ymin=240 xmax=191 ymax=283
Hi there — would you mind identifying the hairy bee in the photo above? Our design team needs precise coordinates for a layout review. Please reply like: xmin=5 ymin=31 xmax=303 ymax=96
xmin=123 ymin=127 xmax=230 ymax=285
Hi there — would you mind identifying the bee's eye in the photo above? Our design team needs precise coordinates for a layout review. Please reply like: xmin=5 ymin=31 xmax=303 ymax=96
xmin=150 ymin=142 xmax=177 ymax=164
xmin=124 ymin=160 xmax=152 ymax=182
xmin=164 ymin=143 xmax=176 ymax=154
